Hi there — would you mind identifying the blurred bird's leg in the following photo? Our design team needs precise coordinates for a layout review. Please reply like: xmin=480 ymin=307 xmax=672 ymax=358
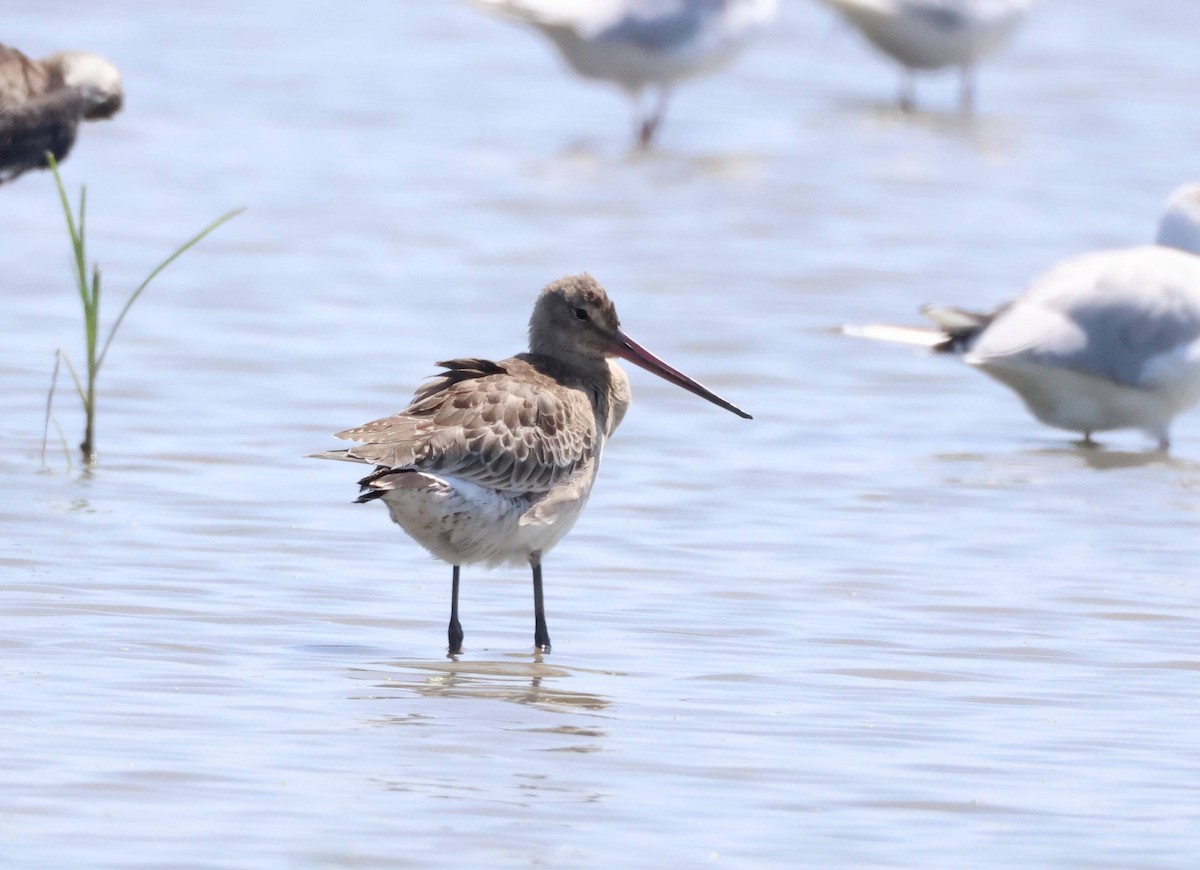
xmin=898 ymin=69 xmax=916 ymax=112
xmin=629 ymin=89 xmax=649 ymax=147
xmin=959 ymin=65 xmax=976 ymax=113
xmin=447 ymin=564 xmax=464 ymax=655
xmin=637 ymin=86 xmax=671 ymax=148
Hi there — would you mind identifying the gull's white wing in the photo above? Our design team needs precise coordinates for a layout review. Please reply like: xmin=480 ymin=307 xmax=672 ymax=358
xmin=968 ymin=246 xmax=1200 ymax=388
xmin=470 ymin=0 xmax=639 ymax=36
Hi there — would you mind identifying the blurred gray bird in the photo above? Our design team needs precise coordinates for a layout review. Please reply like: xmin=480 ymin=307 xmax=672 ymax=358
xmin=0 ymin=42 xmax=123 ymax=184
xmin=814 ymin=0 xmax=1032 ymax=111
xmin=471 ymin=0 xmax=778 ymax=146
xmin=845 ymin=184 xmax=1200 ymax=450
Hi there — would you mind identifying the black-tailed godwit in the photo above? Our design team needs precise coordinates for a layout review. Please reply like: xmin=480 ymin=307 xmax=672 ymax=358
xmin=314 ymin=274 xmax=751 ymax=653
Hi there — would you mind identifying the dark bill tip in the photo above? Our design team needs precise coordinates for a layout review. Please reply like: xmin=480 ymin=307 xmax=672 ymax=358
xmin=612 ymin=331 xmax=752 ymax=420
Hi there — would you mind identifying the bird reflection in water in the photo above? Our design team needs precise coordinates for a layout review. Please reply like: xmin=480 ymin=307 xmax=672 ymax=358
xmin=349 ymin=657 xmax=613 ymax=712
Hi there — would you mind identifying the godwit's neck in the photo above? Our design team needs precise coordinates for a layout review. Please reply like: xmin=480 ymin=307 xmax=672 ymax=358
xmin=570 ymin=354 xmax=620 ymax=430
xmin=555 ymin=352 xmax=624 ymax=437
xmin=606 ymin=360 xmax=632 ymax=438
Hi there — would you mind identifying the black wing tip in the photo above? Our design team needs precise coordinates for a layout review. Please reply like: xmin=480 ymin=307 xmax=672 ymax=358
xmin=920 ymin=304 xmax=993 ymax=354
xmin=433 ymin=357 xmax=507 ymax=375
xmin=352 ymin=466 xmax=417 ymax=503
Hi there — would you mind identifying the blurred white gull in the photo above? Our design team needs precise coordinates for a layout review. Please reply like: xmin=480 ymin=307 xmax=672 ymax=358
xmin=0 ymin=42 xmax=123 ymax=184
xmin=845 ymin=184 xmax=1200 ymax=450
xmin=814 ymin=0 xmax=1032 ymax=111
xmin=471 ymin=0 xmax=778 ymax=146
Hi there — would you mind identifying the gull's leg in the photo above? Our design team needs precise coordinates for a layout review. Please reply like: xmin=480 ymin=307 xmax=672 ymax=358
xmin=638 ymin=86 xmax=671 ymax=148
xmin=959 ymin=65 xmax=976 ymax=113
xmin=630 ymin=90 xmax=649 ymax=146
xmin=898 ymin=68 xmax=916 ymax=112
xmin=530 ymin=553 xmax=551 ymax=652
xmin=448 ymin=564 xmax=464 ymax=655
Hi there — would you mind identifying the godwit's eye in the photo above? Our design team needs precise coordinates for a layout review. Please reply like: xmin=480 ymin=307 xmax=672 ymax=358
xmin=574 ymin=308 xmax=589 ymax=321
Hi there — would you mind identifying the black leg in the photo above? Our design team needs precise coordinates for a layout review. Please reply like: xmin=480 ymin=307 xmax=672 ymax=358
xmin=531 ymin=554 xmax=551 ymax=652
xmin=448 ymin=564 xmax=463 ymax=655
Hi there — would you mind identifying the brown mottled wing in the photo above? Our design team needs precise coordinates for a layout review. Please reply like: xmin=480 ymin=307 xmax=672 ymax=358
xmin=331 ymin=358 xmax=597 ymax=493
xmin=0 ymin=45 xmax=52 ymax=107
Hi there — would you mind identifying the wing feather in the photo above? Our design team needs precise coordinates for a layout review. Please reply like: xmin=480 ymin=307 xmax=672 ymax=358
xmin=0 ymin=44 xmax=53 ymax=107
xmin=324 ymin=357 xmax=598 ymax=494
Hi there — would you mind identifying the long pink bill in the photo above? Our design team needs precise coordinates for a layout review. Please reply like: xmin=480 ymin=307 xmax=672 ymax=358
xmin=611 ymin=330 xmax=753 ymax=419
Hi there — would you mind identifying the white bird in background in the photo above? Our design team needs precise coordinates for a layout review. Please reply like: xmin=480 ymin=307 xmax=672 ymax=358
xmin=0 ymin=43 xmax=123 ymax=184
xmin=846 ymin=184 xmax=1200 ymax=450
xmin=813 ymin=0 xmax=1032 ymax=111
xmin=470 ymin=0 xmax=778 ymax=146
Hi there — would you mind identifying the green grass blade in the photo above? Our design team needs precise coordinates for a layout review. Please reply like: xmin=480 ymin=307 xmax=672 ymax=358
xmin=59 ymin=351 xmax=88 ymax=408
xmin=40 ymin=351 xmax=77 ymax=471
xmin=78 ymin=183 xmax=88 ymax=280
xmin=96 ymin=207 xmax=244 ymax=371
xmin=89 ymin=265 xmax=101 ymax=361
xmin=50 ymin=416 xmax=74 ymax=473
xmin=41 ymin=350 xmax=63 ymax=465
xmin=46 ymin=154 xmax=89 ymax=306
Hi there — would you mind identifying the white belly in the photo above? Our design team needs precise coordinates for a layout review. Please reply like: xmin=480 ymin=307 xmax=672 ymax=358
xmin=378 ymin=473 xmax=591 ymax=569
xmin=972 ymin=357 xmax=1200 ymax=440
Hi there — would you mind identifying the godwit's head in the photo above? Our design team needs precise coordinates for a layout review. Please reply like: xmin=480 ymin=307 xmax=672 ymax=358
xmin=529 ymin=274 xmax=622 ymax=361
xmin=50 ymin=51 xmax=124 ymax=119
xmin=1157 ymin=183 xmax=1200 ymax=256
xmin=529 ymin=274 xmax=752 ymax=419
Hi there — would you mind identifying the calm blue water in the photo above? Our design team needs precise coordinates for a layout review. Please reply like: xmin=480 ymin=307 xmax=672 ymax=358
xmin=3 ymin=1 xmax=1200 ymax=867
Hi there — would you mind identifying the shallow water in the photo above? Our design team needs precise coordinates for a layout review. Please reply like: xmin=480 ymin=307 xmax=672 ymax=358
xmin=3 ymin=1 xmax=1200 ymax=866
